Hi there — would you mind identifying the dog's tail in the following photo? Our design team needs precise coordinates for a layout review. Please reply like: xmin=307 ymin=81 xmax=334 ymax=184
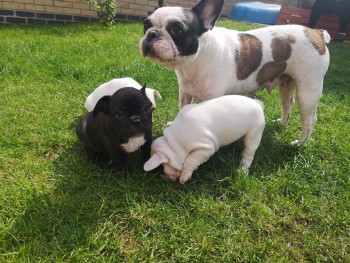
xmin=320 ymin=29 xmax=331 ymax=44
xmin=254 ymin=99 xmax=265 ymax=111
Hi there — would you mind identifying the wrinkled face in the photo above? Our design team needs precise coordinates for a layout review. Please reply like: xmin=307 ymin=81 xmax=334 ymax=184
xmin=90 ymin=87 xmax=154 ymax=140
xmin=139 ymin=7 xmax=201 ymax=67
xmin=111 ymin=88 xmax=153 ymax=137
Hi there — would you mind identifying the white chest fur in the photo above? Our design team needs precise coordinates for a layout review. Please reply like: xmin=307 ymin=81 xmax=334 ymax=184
xmin=120 ymin=136 xmax=146 ymax=153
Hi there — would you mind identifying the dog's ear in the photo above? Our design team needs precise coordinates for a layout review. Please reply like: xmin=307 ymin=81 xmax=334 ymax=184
xmin=158 ymin=0 xmax=166 ymax=8
xmin=141 ymin=83 xmax=147 ymax=95
xmin=144 ymin=152 xmax=168 ymax=171
xmin=93 ymin=96 xmax=111 ymax=117
xmin=192 ymin=0 xmax=224 ymax=33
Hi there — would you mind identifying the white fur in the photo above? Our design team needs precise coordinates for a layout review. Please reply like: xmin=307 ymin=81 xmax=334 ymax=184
xmin=144 ymin=95 xmax=265 ymax=184
xmin=121 ymin=136 xmax=146 ymax=153
xmin=84 ymin=77 xmax=162 ymax=111
xmin=140 ymin=6 xmax=330 ymax=144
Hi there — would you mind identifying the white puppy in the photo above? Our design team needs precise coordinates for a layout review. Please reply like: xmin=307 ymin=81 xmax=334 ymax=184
xmin=84 ymin=77 xmax=162 ymax=111
xmin=144 ymin=95 xmax=265 ymax=184
xmin=140 ymin=0 xmax=330 ymax=144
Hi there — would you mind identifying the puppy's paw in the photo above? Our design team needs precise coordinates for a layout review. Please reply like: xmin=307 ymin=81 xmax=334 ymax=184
xmin=179 ymin=170 xmax=193 ymax=184
xmin=109 ymin=162 xmax=132 ymax=174
xmin=179 ymin=177 xmax=190 ymax=185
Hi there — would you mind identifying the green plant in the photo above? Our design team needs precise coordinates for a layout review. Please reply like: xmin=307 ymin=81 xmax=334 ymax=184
xmin=86 ymin=0 xmax=116 ymax=27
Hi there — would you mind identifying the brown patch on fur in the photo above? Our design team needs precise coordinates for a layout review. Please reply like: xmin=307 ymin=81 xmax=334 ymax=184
xmin=279 ymin=73 xmax=293 ymax=88
xmin=304 ymin=28 xmax=326 ymax=55
xmin=235 ymin=34 xmax=263 ymax=80
xmin=256 ymin=62 xmax=287 ymax=85
xmin=271 ymin=36 xmax=296 ymax=63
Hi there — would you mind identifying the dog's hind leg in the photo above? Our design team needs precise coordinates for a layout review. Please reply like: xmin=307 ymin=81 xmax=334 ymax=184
xmin=277 ymin=74 xmax=295 ymax=125
xmin=240 ymin=124 xmax=265 ymax=174
xmin=293 ymin=80 xmax=323 ymax=145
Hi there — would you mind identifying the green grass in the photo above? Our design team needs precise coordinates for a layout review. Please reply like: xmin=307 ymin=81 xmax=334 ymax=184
xmin=0 ymin=20 xmax=349 ymax=262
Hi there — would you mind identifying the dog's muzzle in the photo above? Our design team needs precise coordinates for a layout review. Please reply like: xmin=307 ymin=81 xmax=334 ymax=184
xmin=146 ymin=29 xmax=161 ymax=41
xmin=141 ymin=29 xmax=162 ymax=57
xmin=129 ymin=115 xmax=141 ymax=124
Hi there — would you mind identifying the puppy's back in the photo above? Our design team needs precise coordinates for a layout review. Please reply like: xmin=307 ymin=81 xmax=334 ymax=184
xmin=166 ymin=95 xmax=265 ymax=148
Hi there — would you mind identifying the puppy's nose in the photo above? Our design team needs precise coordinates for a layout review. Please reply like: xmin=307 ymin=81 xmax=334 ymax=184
xmin=147 ymin=29 xmax=161 ymax=40
xmin=130 ymin=116 xmax=141 ymax=123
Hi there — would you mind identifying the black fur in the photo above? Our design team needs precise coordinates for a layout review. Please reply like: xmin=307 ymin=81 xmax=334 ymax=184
xmin=76 ymin=85 xmax=153 ymax=171
xmin=309 ymin=0 xmax=350 ymax=34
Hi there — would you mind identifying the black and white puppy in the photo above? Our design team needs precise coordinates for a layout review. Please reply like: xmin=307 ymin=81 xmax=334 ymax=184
xmin=139 ymin=0 xmax=330 ymax=144
xmin=76 ymin=84 xmax=153 ymax=170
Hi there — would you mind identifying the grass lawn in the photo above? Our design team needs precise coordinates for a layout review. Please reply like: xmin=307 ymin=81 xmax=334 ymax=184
xmin=0 ymin=20 xmax=349 ymax=261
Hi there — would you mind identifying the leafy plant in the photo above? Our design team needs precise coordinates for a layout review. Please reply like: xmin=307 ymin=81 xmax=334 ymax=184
xmin=86 ymin=0 xmax=116 ymax=27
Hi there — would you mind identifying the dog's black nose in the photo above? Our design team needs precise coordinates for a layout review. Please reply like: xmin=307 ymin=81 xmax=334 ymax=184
xmin=147 ymin=29 xmax=161 ymax=40
xmin=130 ymin=116 xmax=141 ymax=124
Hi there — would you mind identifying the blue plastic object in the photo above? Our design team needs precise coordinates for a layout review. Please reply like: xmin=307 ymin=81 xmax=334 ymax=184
xmin=228 ymin=1 xmax=281 ymax=25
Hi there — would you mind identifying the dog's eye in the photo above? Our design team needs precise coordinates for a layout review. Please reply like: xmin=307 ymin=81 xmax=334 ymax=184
xmin=143 ymin=105 xmax=151 ymax=113
xmin=170 ymin=25 xmax=182 ymax=35
xmin=143 ymin=19 xmax=152 ymax=34
xmin=115 ymin=110 xmax=124 ymax=118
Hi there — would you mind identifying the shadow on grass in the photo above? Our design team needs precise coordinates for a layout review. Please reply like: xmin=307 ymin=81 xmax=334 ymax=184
xmin=3 ymin=121 xmax=301 ymax=259
xmin=3 ymin=142 xmax=185 ymax=258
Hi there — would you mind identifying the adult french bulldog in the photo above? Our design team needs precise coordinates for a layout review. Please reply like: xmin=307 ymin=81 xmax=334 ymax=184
xmin=139 ymin=0 xmax=330 ymax=144
xmin=84 ymin=77 xmax=162 ymax=112
xmin=144 ymin=95 xmax=265 ymax=184
xmin=76 ymin=84 xmax=153 ymax=170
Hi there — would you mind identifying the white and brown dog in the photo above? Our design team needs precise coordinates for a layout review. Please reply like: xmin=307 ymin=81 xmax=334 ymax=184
xmin=139 ymin=0 xmax=330 ymax=144
xmin=144 ymin=95 xmax=265 ymax=184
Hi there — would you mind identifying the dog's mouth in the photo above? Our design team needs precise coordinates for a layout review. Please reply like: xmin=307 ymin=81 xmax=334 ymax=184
xmin=141 ymin=41 xmax=153 ymax=57
xmin=140 ymin=37 xmax=180 ymax=65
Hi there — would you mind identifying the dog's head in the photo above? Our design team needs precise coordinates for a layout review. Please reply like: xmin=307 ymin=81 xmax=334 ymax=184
xmin=143 ymin=136 xmax=182 ymax=182
xmin=93 ymin=84 xmax=153 ymax=138
xmin=139 ymin=0 xmax=224 ymax=67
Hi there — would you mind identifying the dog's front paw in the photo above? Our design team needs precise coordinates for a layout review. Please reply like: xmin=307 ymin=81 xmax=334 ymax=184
xmin=275 ymin=118 xmax=288 ymax=126
xmin=179 ymin=170 xmax=193 ymax=184
xmin=291 ymin=139 xmax=309 ymax=146
xmin=237 ymin=164 xmax=249 ymax=175
xmin=109 ymin=161 xmax=132 ymax=174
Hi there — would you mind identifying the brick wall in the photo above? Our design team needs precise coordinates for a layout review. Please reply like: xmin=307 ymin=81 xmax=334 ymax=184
xmin=0 ymin=0 xmax=97 ymax=24
xmin=0 ymin=0 xmax=288 ymax=24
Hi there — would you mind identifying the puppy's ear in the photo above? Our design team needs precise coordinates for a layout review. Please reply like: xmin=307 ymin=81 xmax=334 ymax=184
xmin=93 ymin=96 xmax=111 ymax=117
xmin=141 ymin=83 xmax=147 ymax=95
xmin=145 ymin=86 xmax=162 ymax=109
xmin=144 ymin=152 xmax=168 ymax=171
xmin=192 ymin=0 xmax=224 ymax=33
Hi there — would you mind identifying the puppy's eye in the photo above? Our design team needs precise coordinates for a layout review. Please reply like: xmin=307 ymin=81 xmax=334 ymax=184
xmin=115 ymin=110 xmax=124 ymax=118
xmin=170 ymin=25 xmax=182 ymax=35
xmin=143 ymin=105 xmax=151 ymax=113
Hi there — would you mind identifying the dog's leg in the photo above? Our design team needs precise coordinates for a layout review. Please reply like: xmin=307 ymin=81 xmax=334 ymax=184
xmin=277 ymin=75 xmax=295 ymax=125
xmin=179 ymin=90 xmax=192 ymax=109
xmin=108 ymin=148 xmax=128 ymax=171
xmin=141 ymin=137 xmax=152 ymax=162
xmin=180 ymin=147 xmax=214 ymax=184
xmin=293 ymin=81 xmax=323 ymax=145
xmin=240 ymin=127 xmax=264 ymax=174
